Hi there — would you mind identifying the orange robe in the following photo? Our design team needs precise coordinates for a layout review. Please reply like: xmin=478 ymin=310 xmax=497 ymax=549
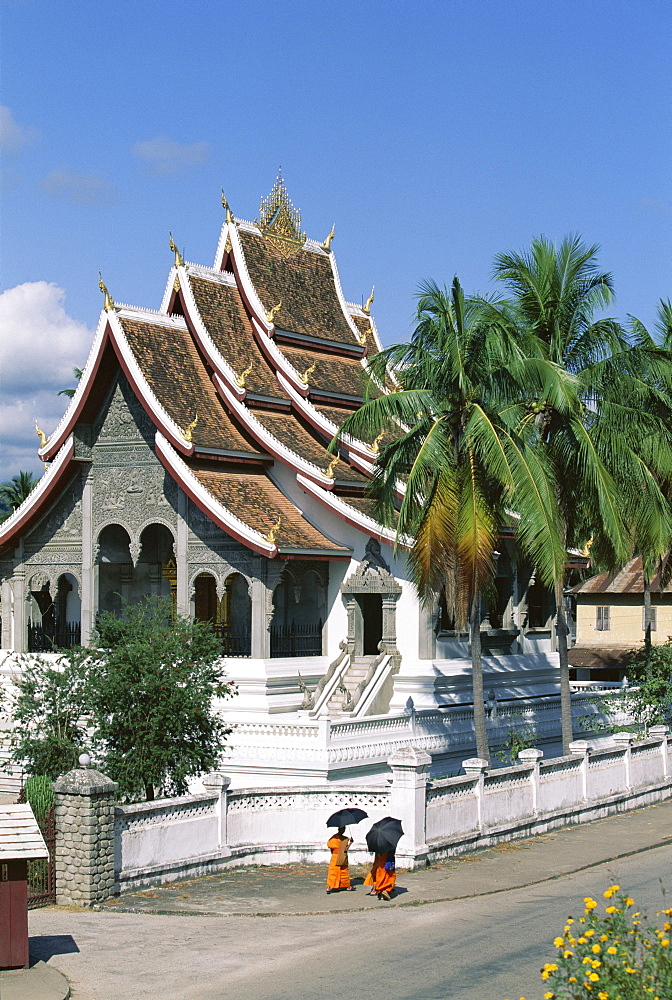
xmin=364 ymin=853 xmax=396 ymax=895
xmin=327 ymin=834 xmax=351 ymax=890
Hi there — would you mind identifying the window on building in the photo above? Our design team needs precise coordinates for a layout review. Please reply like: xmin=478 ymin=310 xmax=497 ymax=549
xmin=642 ymin=606 xmax=657 ymax=631
xmin=596 ymin=606 xmax=610 ymax=631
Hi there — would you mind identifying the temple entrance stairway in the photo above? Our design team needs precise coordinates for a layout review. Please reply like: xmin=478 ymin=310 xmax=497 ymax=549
xmin=325 ymin=655 xmax=377 ymax=717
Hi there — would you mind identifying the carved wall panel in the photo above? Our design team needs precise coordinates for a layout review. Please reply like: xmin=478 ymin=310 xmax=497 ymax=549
xmin=25 ymin=472 xmax=84 ymax=549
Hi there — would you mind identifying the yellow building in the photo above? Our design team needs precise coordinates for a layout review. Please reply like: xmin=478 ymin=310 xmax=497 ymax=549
xmin=568 ymin=556 xmax=672 ymax=679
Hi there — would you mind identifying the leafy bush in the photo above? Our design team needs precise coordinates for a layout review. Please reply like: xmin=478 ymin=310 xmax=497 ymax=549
xmin=536 ymin=886 xmax=672 ymax=999
xmin=624 ymin=640 xmax=672 ymax=734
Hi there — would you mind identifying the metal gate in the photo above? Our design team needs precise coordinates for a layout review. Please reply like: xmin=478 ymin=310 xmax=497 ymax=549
xmin=17 ymin=790 xmax=57 ymax=908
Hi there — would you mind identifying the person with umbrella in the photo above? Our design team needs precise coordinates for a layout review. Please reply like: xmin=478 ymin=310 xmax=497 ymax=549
xmin=325 ymin=808 xmax=367 ymax=894
xmin=364 ymin=817 xmax=403 ymax=900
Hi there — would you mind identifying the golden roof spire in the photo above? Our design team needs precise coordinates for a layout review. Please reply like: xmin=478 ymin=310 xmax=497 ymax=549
xmin=182 ymin=414 xmax=199 ymax=443
xmin=169 ymin=231 xmax=184 ymax=268
xmin=235 ymin=364 xmax=253 ymax=388
xmin=256 ymin=171 xmax=306 ymax=257
xmin=265 ymin=515 xmax=282 ymax=544
xmin=362 ymin=286 xmax=375 ymax=315
xmin=35 ymin=421 xmax=48 ymax=449
xmin=221 ymin=189 xmax=234 ymax=224
xmin=265 ymin=299 xmax=282 ymax=324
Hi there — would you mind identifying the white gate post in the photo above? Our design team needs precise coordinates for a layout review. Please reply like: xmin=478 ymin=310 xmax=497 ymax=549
xmin=388 ymin=747 xmax=431 ymax=869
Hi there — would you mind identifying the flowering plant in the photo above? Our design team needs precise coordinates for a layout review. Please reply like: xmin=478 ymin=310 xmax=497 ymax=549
xmin=538 ymin=887 xmax=671 ymax=999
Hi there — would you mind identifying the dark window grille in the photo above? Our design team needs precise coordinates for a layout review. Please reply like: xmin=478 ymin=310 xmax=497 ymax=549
xmin=596 ymin=606 xmax=610 ymax=631
xmin=270 ymin=620 xmax=322 ymax=658
xmin=212 ymin=623 xmax=252 ymax=657
xmin=15 ymin=792 xmax=56 ymax=909
xmin=642 ymin=606 xmax=657 ymax=631
xmin=28 ymin=619 xmax=81 ymax=651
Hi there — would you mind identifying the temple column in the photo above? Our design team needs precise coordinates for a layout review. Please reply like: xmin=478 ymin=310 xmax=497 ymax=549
xmin=1 ymin=576 xmax=12 ymax=649
xmin=418 ymin=602 xmax=436 ymax=660
xmin=251 ymin=577 xmax=269 ymax=658
xmin=80 ymin=472 xmax=94 ymax=646
xmin=12 ymin=540 xmax=27 ymax=653
xmin=176 ymin=488 xmax=189 ymax=617
xmin=381 ymin=594 xmax=399 ymax=652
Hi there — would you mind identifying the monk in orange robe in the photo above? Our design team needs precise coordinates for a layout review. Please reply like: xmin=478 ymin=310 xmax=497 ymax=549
xmin=326 ymin=827 xmax=354 ymax=893
xmin=364 ymin=852 xmax=396 ymax=899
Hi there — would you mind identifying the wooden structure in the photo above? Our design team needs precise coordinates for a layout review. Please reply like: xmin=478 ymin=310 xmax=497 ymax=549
xmin=0 ymin=804 xmax=49 ymax=969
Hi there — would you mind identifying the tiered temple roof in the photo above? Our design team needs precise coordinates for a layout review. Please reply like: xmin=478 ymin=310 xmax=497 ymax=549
xmin=0 ymin=177 xmax=399 ymax=558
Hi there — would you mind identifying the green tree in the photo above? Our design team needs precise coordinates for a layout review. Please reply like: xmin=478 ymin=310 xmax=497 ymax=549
xmin=625 ymin=640 xmax=672 ymax=734
xmin=0 ymin=471 xmax=39 ymax=521
xmin=89 ymin=597 xmax=234 ymax=800
xmin=335 ymin=277 xmax=568 ymax=762
xmin=57 ymin=367 xmax=83 ymax=399
xmin=9 ymin=650 xmax=90 ymax=779
xmin=490 ymin=235 xmax=672 ymax=752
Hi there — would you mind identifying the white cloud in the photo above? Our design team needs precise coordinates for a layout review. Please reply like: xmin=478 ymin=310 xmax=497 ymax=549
xmin=41 ymin=167 xmax=117 ymax=205
xmin=0 ymin=282 xmax=93 ymax=481
xmin=0 ymin=105 xmax=39 ymax=156
xmin=133 ymin=136 xmax=210 ymax=176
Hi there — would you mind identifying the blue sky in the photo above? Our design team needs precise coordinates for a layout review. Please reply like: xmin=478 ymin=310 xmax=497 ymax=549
xmin=1 ymin=0 xmax=670 ymax=480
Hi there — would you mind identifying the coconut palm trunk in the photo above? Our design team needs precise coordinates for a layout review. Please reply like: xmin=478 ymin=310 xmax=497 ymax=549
xmin=555 ymin=578 xmax=574 ymax=754
xmin=469 ymin=592 xmax=489 ymax=762
xmin=643 ymin=570 xmax=652 ymax=669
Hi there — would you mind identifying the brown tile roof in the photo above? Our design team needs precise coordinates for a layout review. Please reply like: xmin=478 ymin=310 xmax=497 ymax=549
xmin=253 ymin=411 xmax=368 ymax=484
xmin=188 ymin=276 xmax=285 ymax=399
xmin=119 ymin=316 xmax=262 ymax=456
xmin=237 ymin=229 xmax=360 ymax=347
xmin=570 ymin=555 xmax=672 ymax=595
xmin=568 ymin=647 xmax=636 ymax=668
xmin=279 ymin=345 xmax=378 ymax=400
xmin=313 ymin=404 xmax=397 ymax=451
xmin=189 ymin=462 xmax=350 ymax=553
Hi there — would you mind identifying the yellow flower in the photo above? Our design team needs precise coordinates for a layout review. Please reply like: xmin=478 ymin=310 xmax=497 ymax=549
xmin=585 ymin=929 xmax=595 ymax=937
xmin=591 ymin=960 xmax=601 ymax=968
xmin=625 ymin=967 xmax=637 ymax=974
xmin=584 ymin=898 xmax=598 ymax=910
xmin=607 ymin=946 xmax=618 ymax=955
xmin=579 ymin=937 xmax=588 ymax=944
xmin=553 ymin=937 xmax=564 ymax=947
xmin=583 ymin=957 xmax=593 ymax=965
xmin=661 ymin=939 xmax=669 ymax=947
xmin=589 ymin=972 xmax=600 ymax=981
xmin=599 ymin=934 xmax=608 ymax=942
xmin=625 ymin=898 xmax=634 ymax=906
xmin=564 ymin=950 xmax=573 ymax=958
xmin=541 ymin=971 xmax=550 ymax=980
xmin=598 ymin=993 xmax=609 ymax=999
xmin=568 ymin=977 xmax=577 ymax=984
xmin=664 ymin=921 xmax=671 ymax=931
xmin=543 ymin=994 xmax=555 ymax=999
xmin=592 ymin=944 xmax=601 ymax=954
xmin=605 ymin=906 xmax=617 ymax=915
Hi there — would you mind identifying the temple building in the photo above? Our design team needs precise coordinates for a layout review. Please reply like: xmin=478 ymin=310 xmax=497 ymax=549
xmin=0 ymin=178 xmax=569 ymax=780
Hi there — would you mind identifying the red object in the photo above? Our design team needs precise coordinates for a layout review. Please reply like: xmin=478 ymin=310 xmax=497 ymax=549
xmin=0 ymin=859 xmax=29 ymax=969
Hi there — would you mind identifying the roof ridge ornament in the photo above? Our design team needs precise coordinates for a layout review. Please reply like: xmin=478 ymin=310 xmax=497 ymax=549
xmin=235 ymin=364 xmax=253 ymax=388
xmin=169 ymin=231 xmax=184 ymax=268
xmin=370 ymin=432 xmax=384 ymax=455
xmin=265 ymin=299 xmax=282 ymax=324
xmin=321 ymin=223 xmax=336 ymax=251
xmin=299 ymin=361 xmax=316 ymax=385
xmin=255 ymin=171 xmax=306 ymax=258
xmin=182 ymin=414 xmax=199 ymax=443
xmin=35 ymin=421 xmax=48 ymax=449
xmin=221 ymin=189 xmax=235 ymax=224
xmin=324 ymin=454 xmax=339 ymax=480
xmin=98 ymin=272 xmax=118 ymax=312
xmin=265 ymin=515 xmax=282 ymax=544
xmin=362 ymin=286 xmax=375 ymax=315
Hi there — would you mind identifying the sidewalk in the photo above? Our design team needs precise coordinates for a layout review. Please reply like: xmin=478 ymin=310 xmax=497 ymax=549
xmin=100 ymin=797 xmax=672 ymax=917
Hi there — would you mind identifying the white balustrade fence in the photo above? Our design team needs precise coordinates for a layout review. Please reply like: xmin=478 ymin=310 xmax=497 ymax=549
xmin=104 ymin=725 xmax=671 ymax=892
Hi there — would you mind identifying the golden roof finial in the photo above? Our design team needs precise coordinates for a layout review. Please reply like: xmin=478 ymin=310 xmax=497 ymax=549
xmin=581 ymin=536 xmax=594 ymax=557
xmin=182 ymin=414 xmax=199 ymax=443
xmin=265 ymin=299 xmax=282 ymax=324
xmin=370 ymin=431 xmax=384 ymax=455
xmin=169 ymin=231 xmax=184 ymax=268
xmin=324 ymin=454 xmax=339 ymax=480
xmin=235 ymin=364 xmax=253 ymax=388
xmin=321 ymin=223 xmax=336 ymax=251
xmin=221 ymin=189 xmax=234 ymax=224
xmin=299 ymin=362 xmax=316 ymax=385
xmin=98 ymin=272 xmax=117 ymax=312
xmin=35 ymin=421 xmax=48 ymax=449
xmin=265 ymin=515 xmax=282 ymax=544
xmin=362 ymin=286 xmax=375 ymax=316
xmin=355 ymin=325 xmax=369 ymax=346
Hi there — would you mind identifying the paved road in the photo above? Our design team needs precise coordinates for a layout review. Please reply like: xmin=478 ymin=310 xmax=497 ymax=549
xmin=29 ymin=843 xmax=671 ymax=1000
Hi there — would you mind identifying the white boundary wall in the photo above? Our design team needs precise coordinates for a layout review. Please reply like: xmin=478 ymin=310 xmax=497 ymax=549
xmin=110 ymin=726 xmax=671 ymax=890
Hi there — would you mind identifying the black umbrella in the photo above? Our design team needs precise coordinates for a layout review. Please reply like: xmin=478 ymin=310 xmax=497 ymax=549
xmin=326 ymin=808 xmax=368 ymax=827
xmin=366 ymin=816 xmax=404 ymax=854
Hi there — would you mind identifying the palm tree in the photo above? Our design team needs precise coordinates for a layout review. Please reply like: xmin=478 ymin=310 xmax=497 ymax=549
xmin=335 ymin=278 xmax=568 ymax=762
xmin=0 ymin=471 xmax=39 ymax=521
xmin=491 ymin=235 xmax=671 ymax=751
xmin=57 ymin=367 xmax=83 ymax=398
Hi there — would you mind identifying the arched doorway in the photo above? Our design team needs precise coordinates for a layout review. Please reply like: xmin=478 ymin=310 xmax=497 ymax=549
xmin=193 ymin=571 xmax=251 ymax=656
xmin=270 ymin=565 xmax=325 ymax=658
xmin=27 ymin=572 xmax=81 ymax=650
xmin=341 ymin=539 xmax=402 ymax=658
xmin=97 ymin=522 xmax=175 ymax=615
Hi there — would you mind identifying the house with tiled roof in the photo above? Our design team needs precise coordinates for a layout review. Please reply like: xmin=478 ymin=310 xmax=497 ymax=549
xmin=568 ymin=555 xmax=672 ymax=679
xmin=0 ymin=177 xmax=568 ymax=777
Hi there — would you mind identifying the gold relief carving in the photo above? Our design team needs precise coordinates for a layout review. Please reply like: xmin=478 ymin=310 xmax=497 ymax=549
xmin=299 ymin=362 xmax=316 ymax=385
xmin=169 ymin=232 xmax=184 ymax=268
xmin=265 ymin=516 xmax=282 ymax=544
xmin=265 ymin=300 xmax=282 ymax=324
xmin=362 ymin=286 xmax=375 ymax=315
xmin=173 ymin=275 xmax=181 ymax=293
xmin=321 ymin=223 xmax=335 ymax=251
xmin=355 ymin=326 xmax=368 ymax=346
xmin=256 ymin=172 xmax=306 ymax=258
xmin=35 ymin=421 xmax=48 ymax=449
xmin=224 ymin=233 xmax=232 ymax=255
xmin=182 ymin=414 xmax=199 ymax=443
xmin=235 ymin=364 xmax=253 ymax=388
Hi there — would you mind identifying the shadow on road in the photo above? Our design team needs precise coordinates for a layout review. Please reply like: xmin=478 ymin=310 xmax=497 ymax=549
xmin=30 ymin=934 xmax=80 ymax=964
